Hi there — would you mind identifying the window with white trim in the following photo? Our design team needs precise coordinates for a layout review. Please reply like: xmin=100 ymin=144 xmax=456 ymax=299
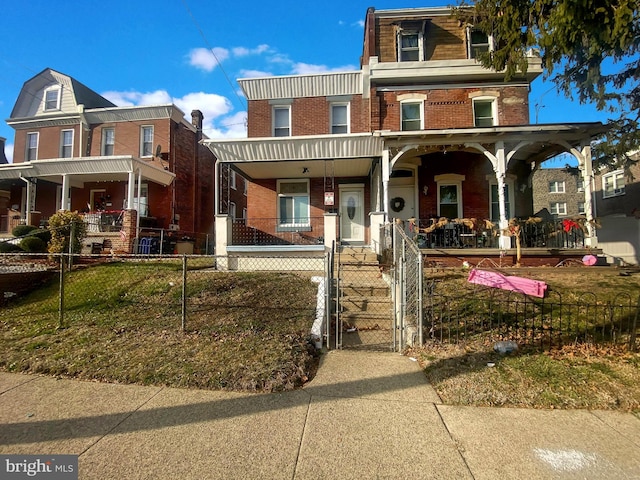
xmin=60 ymin=129 xmax=73 ymax=158
xmin=435 ymin=174 xmax=465 ymax=218
xmin=550 ymin=202 xmax=567 ymax=216
xmin=140 ymin=126 xmax=153 ymax=157
xmin=330 ymin=103 xmax=349 ymax=134
xmin=467 ymin=27 xmax=493 ymax=59
xmin=242 ymin=208 xmax=247 ymax=220
xmin=398 ymin=31 xmax=423 ymax=61
xmin=277 ymin=179 xmax=310 ymax=230
xmin=401 ymin=101 xmax=423 ymax=131
xmin=43 ymin=86 xmax=61 ymax=111
xmin=490 ymin=183 xmax=513 ymax=222
xmin=230 ymin=170 xmax=237 ymax=190
xmin=273 ymin=106 xmax=291 ymax=137
xmin=26 ymin=132 xmax=38 ymax=161
xmin=102 ymin=128 xmax=115 ymax=156
xmin=133 ymin=183 xmax=149 ymax=217
xmin=576 ymin=178 xmax=584 ymax=192
xmin=602 ymin=170 xmax=625 ymax=198
xmin=578 ymin=202 xmax=585 ymax=215
xmin=473 ymin=98 xmax=497 ymax=127
xmin=229 ymin=202 xmax=236 ymax=220
xmin=549 ymin=180 xmax=566 ymax=193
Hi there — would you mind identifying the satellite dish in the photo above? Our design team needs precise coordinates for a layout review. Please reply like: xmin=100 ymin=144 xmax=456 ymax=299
xmin=155 ymin=144 xmax=162 ymax=157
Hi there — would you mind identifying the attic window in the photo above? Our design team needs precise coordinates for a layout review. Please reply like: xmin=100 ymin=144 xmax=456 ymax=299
xmin=467 ymin=27 xmax=494 ymax=59
xmin=43 ymin=86 xmax=61 ymax=111
xmin=397 ymin=20 xmax=426 ymax=62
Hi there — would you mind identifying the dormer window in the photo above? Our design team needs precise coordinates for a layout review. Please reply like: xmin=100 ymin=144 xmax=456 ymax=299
xmin=399 ymin=32 xmax=423 ymax=61
xmin=467 ymin=27 xmax=494 ymax=59
xmin=43 ymin=86 xmax=61 ymax=111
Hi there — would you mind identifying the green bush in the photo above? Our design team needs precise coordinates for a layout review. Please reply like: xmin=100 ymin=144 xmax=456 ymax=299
xmin=20 ymin=236 xmax=47 ymax=253
xmin=29 ymin=228 xmax=52 ymax=244
xmin=47 ymin=210 xmax=87 ymax=254
xmin=12 ymin=224 xmax=38 ymax=237
xmin=0 ymin=242 xmax=23 ymax=253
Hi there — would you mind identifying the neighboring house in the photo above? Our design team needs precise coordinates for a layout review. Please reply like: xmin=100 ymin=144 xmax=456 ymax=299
xmin=0 ymin=68 xmax=245 ymax=253
xmin=204 ymin=6 xmax=605 ymax=266
xmin=532 ymin=168 xmax=586 ymax=218
xmin=592 ymin=153 xmax=640 ymax=265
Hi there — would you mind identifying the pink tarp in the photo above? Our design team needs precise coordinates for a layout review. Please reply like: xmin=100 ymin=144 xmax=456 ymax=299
xmin=467 ymin=269 xmax=548 ymax=298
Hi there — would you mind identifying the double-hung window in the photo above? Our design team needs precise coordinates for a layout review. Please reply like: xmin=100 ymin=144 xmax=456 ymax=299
xmin=468 ymin=28 xmax=493 ymax=59
xmin=140 ymin=126 xmax=153 ymax=157
xmin=330 ymin=103 xmax=349 ymax=134
xmin=102 ymin=128 xmax=115 ymax=156
xmin=602 ymin=170 xmax=625 ymax=198
xmin=549 ymin=181 xmax=566 ymax=193
xmin=273 ymin=106 xmax=291 ymax=137
xmin=230 ymin=170 xmax=237 ymax=190
xmin=401 ymin=101 xmax=423 ymax=131
xmin=490 ymin=183 xmax=512 ymax=222
xmin=398 ymin=31 xmax=423 ymax=61
xmin=43 ymin=86 xmax=61 ymax=111
xmin=550 ymin=202 xmax=567 ymax=216
xmin=277 ymin=179 xmax=310 ymax=230
xmin=60 ymin=129 xmax=73 ymax=158
xmin=473 ymin=98 xmax=496 ymax=127
xmin=26 ymin=132 xmax=39 ymax=161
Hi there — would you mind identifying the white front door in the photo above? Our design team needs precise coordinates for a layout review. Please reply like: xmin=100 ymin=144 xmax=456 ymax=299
xmin=339 ymin=185 xmax=365 ymax=243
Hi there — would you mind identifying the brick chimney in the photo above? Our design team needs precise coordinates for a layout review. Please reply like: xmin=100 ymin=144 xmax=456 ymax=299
xmin=191 ymin=110 xmax=203 ymax=141
xmin=0 ymin=137 xmax=8 ymax=164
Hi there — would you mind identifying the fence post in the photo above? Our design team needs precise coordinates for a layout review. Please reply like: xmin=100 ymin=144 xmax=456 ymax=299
xmin=68 ymin=221 xmax=75 ymax=270
xmin=630 ymin=295 xmax=639 ymax=352
xmin=58 ymin=256 xmax=65 ymax=329
xmin=181 ymin=254 xmax=187 ymax=332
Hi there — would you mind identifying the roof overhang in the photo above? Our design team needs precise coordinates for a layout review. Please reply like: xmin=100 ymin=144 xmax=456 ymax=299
xmin=204 ymin=133 xmax=384 ymax=179
xmin=0 ymin=156 xmax=175 ymax=187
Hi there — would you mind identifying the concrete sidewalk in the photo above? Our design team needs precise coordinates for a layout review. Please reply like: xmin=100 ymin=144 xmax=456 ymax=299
xmin=0 ymin=350 xmax=639 ymax=479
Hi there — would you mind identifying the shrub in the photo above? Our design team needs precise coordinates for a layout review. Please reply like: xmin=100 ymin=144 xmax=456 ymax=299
xmin=20 ymin=236 xmax=47 ymax=253
xmin=12 ymin=224 xmax=38 ymax=237
xmin=47 ymin=211 xmax=87 ymax=254
xmin=0 ymin=242 xmax=23 ymax=253
xmin=29 ymin=228 xmax=52 ymax=244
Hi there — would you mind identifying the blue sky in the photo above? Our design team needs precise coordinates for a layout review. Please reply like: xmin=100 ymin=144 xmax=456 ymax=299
xmin=0 ymin=0 xmax=609 ymax=164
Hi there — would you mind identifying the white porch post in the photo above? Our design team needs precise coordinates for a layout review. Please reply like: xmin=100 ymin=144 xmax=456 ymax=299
xmin=382 ymin=148 xmax=390 ymax=222
xmin=323 ymin=213 xmax=338 ymax=249
xmin=126 ymin=171 xmax=135 ymax=209
xmin=214 ymin=160 xmax=220 ymax=216
xmin=494 ymin=142 xmax=511 ymax=250
xmin=136 ymin=168 xmax=142 ymax=233
xmin=580 ymin=144 xmax=598 ymax=247
xmin=61 ymin=174 xmax=70 ymax=211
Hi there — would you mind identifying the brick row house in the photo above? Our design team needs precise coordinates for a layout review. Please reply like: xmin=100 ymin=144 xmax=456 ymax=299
xmin=0 ymin=68 xmax=246 ymax=253
xmin=205 ymin=6 xmax=605 ymax=265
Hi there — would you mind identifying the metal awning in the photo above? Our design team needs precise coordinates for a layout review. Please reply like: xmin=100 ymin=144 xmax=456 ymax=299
xmin=0 ymin=155 xmax=175 ymax=186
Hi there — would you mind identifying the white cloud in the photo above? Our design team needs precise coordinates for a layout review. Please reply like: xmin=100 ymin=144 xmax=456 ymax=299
xmin=354 ymin=20 xmax=365 ymax=28
xmin=232 ymin=44 xmax=270 ymax=57
xmin=291 ymin=62 xmax=358 ymax=75
xmin=205 ymin=111 xmax=247 ymax=139
xmin=188 ymin=47 xmax=230 ymax=72
xmin=102 ymin=90 xmax=172 ymax=107
xmin=239 ymin=69 xmax=272 ymax=79
xmin=5 ymin=142 xmax=13 ymax=163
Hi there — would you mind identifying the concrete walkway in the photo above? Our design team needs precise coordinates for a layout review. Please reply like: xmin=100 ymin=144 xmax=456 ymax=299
xmin=0 ymin=350 xmax=638 ymax=479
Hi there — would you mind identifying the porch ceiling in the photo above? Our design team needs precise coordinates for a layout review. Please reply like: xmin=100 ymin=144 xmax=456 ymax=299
xmin=0 ymin=156 xmax=175 ymax=186
xmin=204 ymin=133 xmax=383 ymax=180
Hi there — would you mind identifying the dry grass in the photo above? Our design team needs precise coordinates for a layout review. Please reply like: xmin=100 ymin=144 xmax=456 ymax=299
xmin=0 ymin=261 xmax=320 ymax=393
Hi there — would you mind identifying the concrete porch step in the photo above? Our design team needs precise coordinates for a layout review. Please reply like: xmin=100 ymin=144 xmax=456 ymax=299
xmin=339 ymin=295 xmax=392 ymax=313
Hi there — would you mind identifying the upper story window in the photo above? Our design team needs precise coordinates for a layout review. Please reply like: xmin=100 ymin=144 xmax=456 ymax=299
xmin=273 ymin=106 xmax=291 ymax=137
xmin=602 ymin=170 xmax=625 ymax=198
xmin=549 ymin=180 xmax=566 ymax=193
xmin=473 ymin=98 xmax=497 ymax=127
xmin=330 ymin=103 xmax=350 ymax=134
xmin=398 ymin=31 xmax=423 ymax=61
xmin=26 ymin=132 xmax=39 ymax=161
xmin=60 ymin=129 xmax=74 ymax=158
xmin=401 ymin=100 xmax=423 ymax=131
xmin=102 ymin=128 xmax=115 ymax=156
xmin=468 ymin=27 xmax=494 ymax=59
xmin=577 ymin=178 xmax=584 ymax=192
xmin=43 ymin=86 xmax=61 ymax=111
xmin=140 ymin=126 xmax=153 ymax=157
xmin=578 ymin=202 xmax=586 ymax=215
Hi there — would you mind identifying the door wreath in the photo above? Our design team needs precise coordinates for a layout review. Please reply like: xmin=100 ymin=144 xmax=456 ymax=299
xmin=390 ymin=197 xmax=405 ymax=212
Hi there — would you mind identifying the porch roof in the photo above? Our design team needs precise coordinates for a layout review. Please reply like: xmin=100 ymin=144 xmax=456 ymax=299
xmin=203 ymin=133 xmax=383 ymax=179
xmin=0 ymin=155 xmax=175 ymax=187
xmin=379 ymin=122 xmax=608 ymax=164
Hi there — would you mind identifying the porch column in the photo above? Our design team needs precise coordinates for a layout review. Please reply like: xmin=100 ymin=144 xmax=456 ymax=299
xmin=126 ymin=171 xmax=136 ymax=209
xmin=494 ymin=142 xmax=511 ymax=250
xmin=61 ymin=174 xmax=70 ymax=211
xmin=323 ymin=213 xmax=338 ymax=249
xmin=382 ymin=148 xmax=390 ymax=222
xmin=20 ymin=177 xmax=34 ymax=225
xmin=579 ymin=144 xmax=598 ymax=247
xmin=214 ymin=160 xmax=220 ymax=216
xmin=136 ymin=168 xmax=142 ymax=233
xmin=369 ymin=211 xmax=386 ymax=255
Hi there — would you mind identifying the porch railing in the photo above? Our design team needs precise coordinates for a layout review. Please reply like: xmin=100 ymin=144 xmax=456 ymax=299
xmin=411 ymin=217 xmax=587 ymax=249
xmin=232 ymin=217 xmax=325 ymax=246
xmin=82 ymin=211 xmax=124 ymax=233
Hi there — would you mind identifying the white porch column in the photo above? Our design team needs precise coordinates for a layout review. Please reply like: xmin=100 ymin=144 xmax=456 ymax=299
xmin=323 ymin=213 xmax=338 ymax=249
xmin=382 ymin=148 xmax=390 ymax=222
xmin=214 ymin=160 xmax=220 ymax=216
xmin=126 ymin=171 xmax=136 ymax=209
xmin=494 ymin=142 xmax=511 ymax=250
xmin=579 ymin=144 xmax=598 ymax=247
xmin=61 ymin=174 xmax=70 ymax=211
xmin=369 ymin=211 xmax=386 ymax=255
xmin=215 ymin=214 xmax=232 ymax=270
